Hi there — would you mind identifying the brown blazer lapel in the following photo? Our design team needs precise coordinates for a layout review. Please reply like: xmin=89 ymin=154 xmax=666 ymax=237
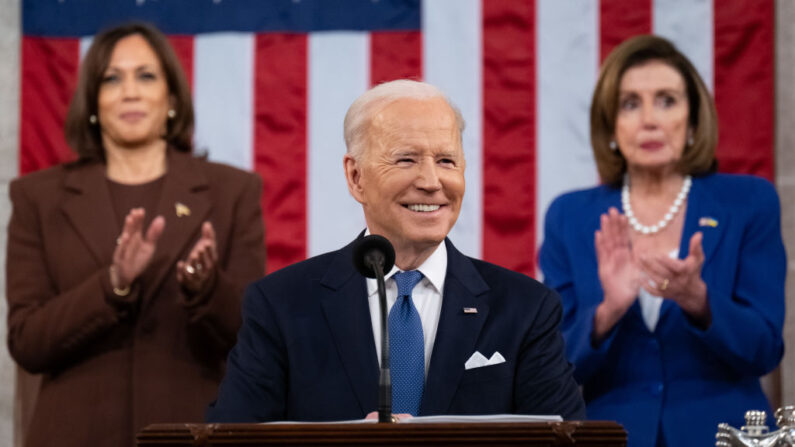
xmin=61 ymin=162 xmax=119 ymax=266
xmin=139 ymin=152 xmax=211 ymax=308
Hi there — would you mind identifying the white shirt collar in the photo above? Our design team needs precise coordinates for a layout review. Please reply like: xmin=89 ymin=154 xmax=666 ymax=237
xmin=363 ymin=229 xmax=447 ymax=296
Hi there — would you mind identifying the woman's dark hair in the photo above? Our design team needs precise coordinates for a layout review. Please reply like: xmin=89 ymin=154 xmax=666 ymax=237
xmin=64 ymin=22 xmax=194 ymax=161
xmin=590 ymin=35 xmax=718 ymax=186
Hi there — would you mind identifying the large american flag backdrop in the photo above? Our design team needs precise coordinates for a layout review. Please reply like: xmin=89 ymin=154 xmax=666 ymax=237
xmin=20 ymin=0 xmax=775 ymax=275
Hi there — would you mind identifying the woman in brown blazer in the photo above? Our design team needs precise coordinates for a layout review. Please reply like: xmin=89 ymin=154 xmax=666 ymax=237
xmin=5 ymin=23 xmax=265 ymax=446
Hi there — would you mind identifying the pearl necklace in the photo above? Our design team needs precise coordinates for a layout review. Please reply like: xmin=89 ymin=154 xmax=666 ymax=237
xmin=621 ymin=175 xmax=691 ymax=235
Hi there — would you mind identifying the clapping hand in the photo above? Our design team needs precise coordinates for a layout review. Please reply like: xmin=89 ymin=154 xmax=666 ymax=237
xmin=639 ymin=232 xmax=709 ymax=324
xmin=177 ymin=221 xmax=218 ymax=294
xmin=593 ymin=207 xmax=644 ymax=340
xmin=110 ymin=208 xmax=166 ymax=291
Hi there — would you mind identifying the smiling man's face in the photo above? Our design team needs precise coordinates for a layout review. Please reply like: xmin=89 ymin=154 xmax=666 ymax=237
xmin=345 ymin=97 xmax=465 ymax=258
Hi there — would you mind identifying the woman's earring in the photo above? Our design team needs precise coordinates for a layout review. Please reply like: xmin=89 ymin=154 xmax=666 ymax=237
xmin=167 ymin=109 xmax=176 ymax=119
xmin=89 ymin=114 xmax=97 ymax=125
xmin=687 ymin=134 xmax=695 ymax=146
xmin=609 ymin=140 xmax=618 ymax=151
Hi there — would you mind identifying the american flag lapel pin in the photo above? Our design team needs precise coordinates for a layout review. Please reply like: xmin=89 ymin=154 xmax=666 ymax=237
xmin=698 ymin=217 xmax=718 ymax=228
xmin=463 ymin=307 xmax=478 ymax=314
xmin=175 ymin=202 xmax=191 ymax=217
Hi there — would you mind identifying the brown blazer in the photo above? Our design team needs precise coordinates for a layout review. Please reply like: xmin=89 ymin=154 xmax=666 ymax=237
xmin=5 ymin=151 xmax=265 ymax=447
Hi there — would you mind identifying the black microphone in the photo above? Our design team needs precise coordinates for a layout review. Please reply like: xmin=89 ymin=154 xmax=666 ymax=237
xmin=353 ymin=234 xmax=396 ymax=279
xmin=352 ymin=235 xmax=396 ymax=423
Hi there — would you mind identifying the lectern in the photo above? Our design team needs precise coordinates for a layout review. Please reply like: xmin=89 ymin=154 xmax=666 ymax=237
xmin=137 ymin=421 xmax=626 ymax=446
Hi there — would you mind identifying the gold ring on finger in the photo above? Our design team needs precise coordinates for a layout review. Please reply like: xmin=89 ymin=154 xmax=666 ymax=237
xmin=660 ymin=278 xmax=670 ymax=291
xmin=185 ymin=265 xmax=196 ymax=275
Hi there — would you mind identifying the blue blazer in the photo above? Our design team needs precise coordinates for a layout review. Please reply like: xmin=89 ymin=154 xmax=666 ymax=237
xmin=207 ymin=238 xmax=585 ymax=422
xmin=539 ymin=174 xmax=786 ymax=447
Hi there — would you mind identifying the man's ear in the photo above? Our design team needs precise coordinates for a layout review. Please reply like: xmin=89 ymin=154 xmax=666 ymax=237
xmin=344 ymin=154 xmax=366 ymax=204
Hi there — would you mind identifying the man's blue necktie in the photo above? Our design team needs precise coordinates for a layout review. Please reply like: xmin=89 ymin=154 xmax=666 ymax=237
xmin=389 ymin=270 xmax=425 ymax=416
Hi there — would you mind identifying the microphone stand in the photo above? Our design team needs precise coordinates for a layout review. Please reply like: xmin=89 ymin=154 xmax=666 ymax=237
xmin=354 ymin=235 xmax=396 ymax=423
xmin=369 ymin=256 xmax=393 ymax=423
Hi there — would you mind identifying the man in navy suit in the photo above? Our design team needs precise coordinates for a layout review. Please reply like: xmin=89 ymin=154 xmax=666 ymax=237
xmin=207 ymin=80 xmax=585 ymax=422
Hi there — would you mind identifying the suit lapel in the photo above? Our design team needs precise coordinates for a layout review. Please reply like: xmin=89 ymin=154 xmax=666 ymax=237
xmin=319 ymin=241 xmax=379 ymax=415
xmin=61 ymin=162 xmax=119 ymax=266
xmin=140 ymin=151 xmax=211 ymax=309
xmin=420 ymin=239 xmax=490 ymax=415
xmin=660 ymin=175 xmax=727 ymax=318
xmin=680 ymin=176 xmax=726 ymax=265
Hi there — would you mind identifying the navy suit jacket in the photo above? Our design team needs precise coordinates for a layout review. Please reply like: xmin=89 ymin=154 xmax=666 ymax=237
xmin=208 ymin=238 xmax=585 ymax=422
xmin=539 ymin=174 xmax=786 ymax=447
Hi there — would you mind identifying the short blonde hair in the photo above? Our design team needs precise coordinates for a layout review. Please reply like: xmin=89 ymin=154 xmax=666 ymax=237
xmin=590 ymin=35 xmax=718 ymax=186
xmin=343 ymin=79 xmax=465 ymax=160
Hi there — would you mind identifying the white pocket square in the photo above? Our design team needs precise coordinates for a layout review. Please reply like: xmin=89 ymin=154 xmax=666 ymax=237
xmin=464 ymin=351 xmax=506 ymax=370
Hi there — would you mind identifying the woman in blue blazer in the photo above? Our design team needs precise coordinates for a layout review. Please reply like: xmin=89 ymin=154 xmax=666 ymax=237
xmin=539 ymin=35 xmax=785 ymax=447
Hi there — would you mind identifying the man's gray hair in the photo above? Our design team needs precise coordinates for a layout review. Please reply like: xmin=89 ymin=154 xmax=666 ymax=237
xmin=343 ymin=79 xmax=466 ymax=160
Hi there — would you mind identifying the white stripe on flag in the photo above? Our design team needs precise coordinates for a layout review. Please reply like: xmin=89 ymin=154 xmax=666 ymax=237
xmin=194 ymin=33 xmax=254 ymax=170
xmin=536 ymin=0 xmax=599 ymax=250
xmin=654 ymin=0 xmax=714 ymax=91
xmin=79 ymin=37 xmax=92 ymax=60
xmin=422 ymin=0 xmax=482 ymax=258
xmin=308 ymin=32 xmax=369 ymax=256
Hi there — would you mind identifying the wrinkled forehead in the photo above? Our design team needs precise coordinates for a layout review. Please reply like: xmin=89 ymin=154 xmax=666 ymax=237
xmin=368 ymin=98 xmax=462 ymax=145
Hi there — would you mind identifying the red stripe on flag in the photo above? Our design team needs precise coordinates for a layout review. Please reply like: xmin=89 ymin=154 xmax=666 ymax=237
xmin=370 ymin=31 xmax=422 ymax=86
xmin=713 ymin=0 xmax=774 ymax=180
xmin=482 ymin=0 xmax=536 ymax=275
xmin=167 ymin=36 xmax=194 ymax=90
xmin=20 ymin=37 xmax=79 ymax=174
xmin=599 ymin=0 xmax=652 ymax=61
xmin=254 ymin=34 xmax=308 ymax=273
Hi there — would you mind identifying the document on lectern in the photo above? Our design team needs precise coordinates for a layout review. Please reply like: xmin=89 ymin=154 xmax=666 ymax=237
xmin=404 ymin=414 xmax=562 ymax=423
xmin=266 ymin=414 xmax=562 ymax=424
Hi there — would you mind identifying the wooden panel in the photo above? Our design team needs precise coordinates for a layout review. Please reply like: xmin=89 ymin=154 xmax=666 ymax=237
xmin=137 ymin=421 xmax=626 ymax=446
